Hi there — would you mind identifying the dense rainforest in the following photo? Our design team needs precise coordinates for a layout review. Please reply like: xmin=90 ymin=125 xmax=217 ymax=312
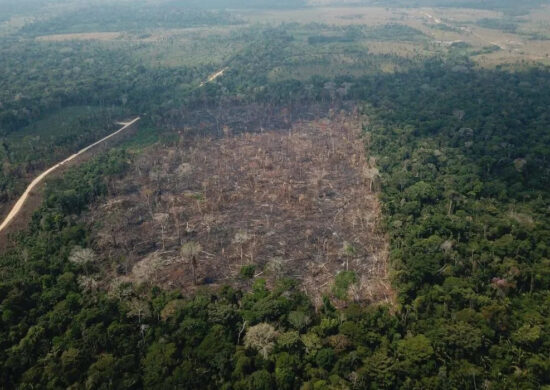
xmin=1 ymin=58 xmax=549 ymax=388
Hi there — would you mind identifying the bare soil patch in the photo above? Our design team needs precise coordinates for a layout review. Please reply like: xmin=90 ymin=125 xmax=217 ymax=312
xmin=89 ymin=113 xmax=391 ymax=305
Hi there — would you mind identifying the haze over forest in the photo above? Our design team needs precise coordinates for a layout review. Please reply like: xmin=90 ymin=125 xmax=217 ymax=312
xmin=0 ymin=0 xmax=549 ymax=388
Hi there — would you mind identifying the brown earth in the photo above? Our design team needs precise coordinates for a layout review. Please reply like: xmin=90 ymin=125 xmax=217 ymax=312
xmin=88 ymin=112 xmax=392 ymax=306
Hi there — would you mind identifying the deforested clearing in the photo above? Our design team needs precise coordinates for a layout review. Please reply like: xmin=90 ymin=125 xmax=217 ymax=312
xmin=88 ymin=113 xmax=391 ymax=306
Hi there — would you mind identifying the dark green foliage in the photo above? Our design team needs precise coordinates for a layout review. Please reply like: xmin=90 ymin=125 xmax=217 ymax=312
xmin=476 ymin=18 xmax=519 ymax=33
xmin=315 ymin=348 xmax=335 ymax=370
xmin=240 ymin=265 xmax=256 ymax=279
xmin=308 ymin=24 xmax=425 ymax=45
xmin=20 ymin=4 xmax=242 ymax=36
xmin=364 ymin=24 xmax=427 ymax=42
xmin=332 ymin=271 xmax=357 ymax=300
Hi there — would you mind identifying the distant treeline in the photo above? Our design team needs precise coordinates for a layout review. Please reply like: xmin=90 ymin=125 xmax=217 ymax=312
xmin=308 ymin=24 xmax=426 ymax=45
xmin=20 ymin=5 xmax=242 ymax=35
xmin=180 ymin=0 xmax=307 ymax=9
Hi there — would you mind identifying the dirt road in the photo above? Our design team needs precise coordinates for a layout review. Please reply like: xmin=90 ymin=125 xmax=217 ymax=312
xmin=199 ymin=68 xmax=227 ymax=87
xmin=0 ymin=117 xmax=140 ymax=233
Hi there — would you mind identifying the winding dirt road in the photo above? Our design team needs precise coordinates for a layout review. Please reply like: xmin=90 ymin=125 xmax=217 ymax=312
xmin=0 ymin=117 xmax=140 ymax=233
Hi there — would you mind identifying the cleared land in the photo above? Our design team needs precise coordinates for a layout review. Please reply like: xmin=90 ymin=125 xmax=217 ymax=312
xmin=88 ymin=113 xmax=391 ymax=305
